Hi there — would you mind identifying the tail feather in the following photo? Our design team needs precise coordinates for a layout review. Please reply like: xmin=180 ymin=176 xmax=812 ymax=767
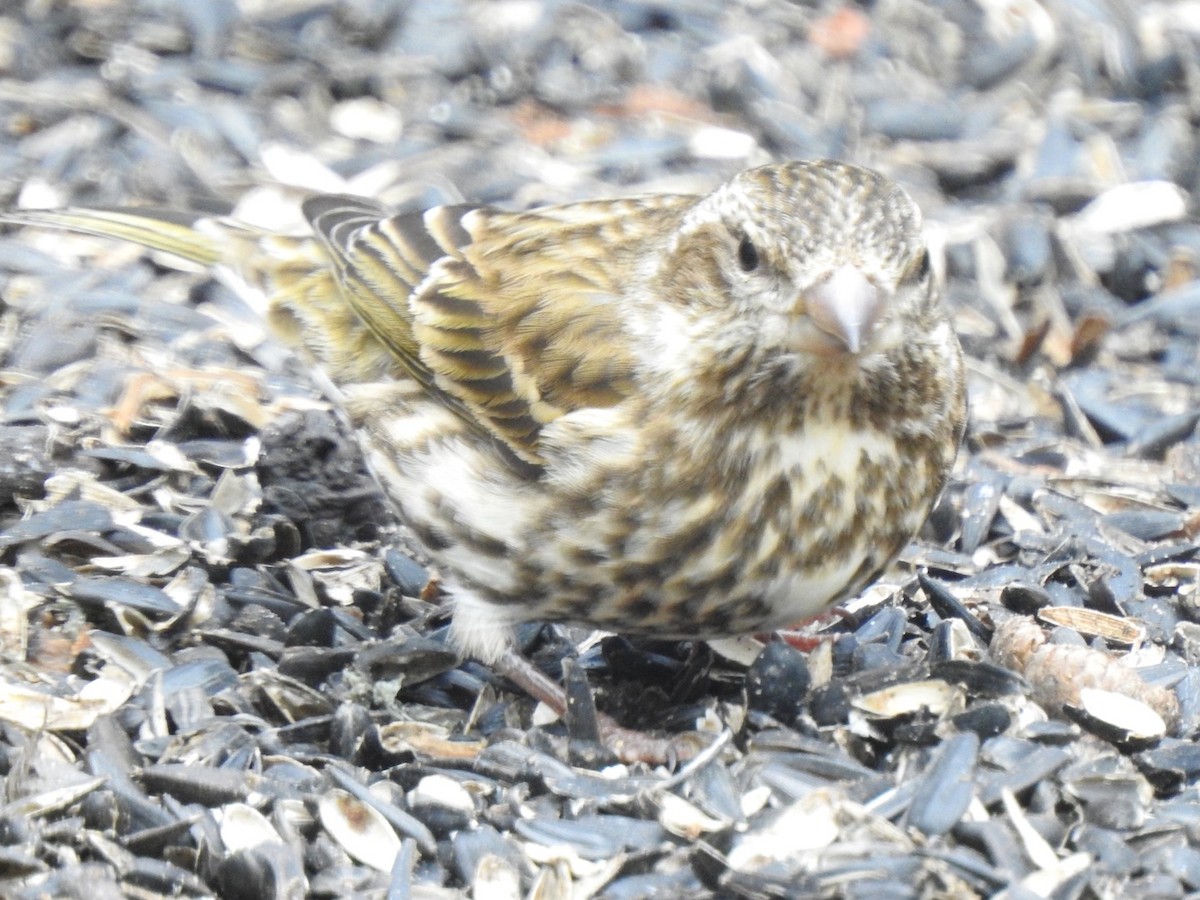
xmin=0 ymin=207 xmax=223 ymax=266
xmin=1 ymin=204 xmax=409 ymax=388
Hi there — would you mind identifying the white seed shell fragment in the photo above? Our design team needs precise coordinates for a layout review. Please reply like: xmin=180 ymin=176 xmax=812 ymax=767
xmin=317 ymin=789 xmax=400 ymax=873
xmin=1075 ymin=687 xmax=1167 ymax=744
xmin=410 ymin=774 xmax=477 ymax=818
xmin=852 ymin=679 xmax=958 ymax=718
xmin=727 ymin=790 xmax=841 ymax=872
xmin=656 ymin=792 xmax=728 ymax=840
xmin=217 ymin=803 xmax=282 ymax=853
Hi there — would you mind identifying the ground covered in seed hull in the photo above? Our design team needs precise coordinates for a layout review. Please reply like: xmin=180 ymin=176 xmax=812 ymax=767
xmin=0 ymin=2 xmax=1199 ymax=898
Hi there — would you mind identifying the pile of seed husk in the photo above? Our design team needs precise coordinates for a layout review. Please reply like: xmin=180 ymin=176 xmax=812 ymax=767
xmin=0 ymin=1 xmax=1199 ymax=898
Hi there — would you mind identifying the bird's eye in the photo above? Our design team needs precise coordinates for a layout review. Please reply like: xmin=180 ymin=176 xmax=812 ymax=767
xmin=913 ymin=249 xmax=931 ymax=280
xmin=737 ymin=234 xmax=759 ymax=272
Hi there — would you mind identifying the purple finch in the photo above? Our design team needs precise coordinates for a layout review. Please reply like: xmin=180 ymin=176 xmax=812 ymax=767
xmin=4 ymin=161 xmax=966 ymax=748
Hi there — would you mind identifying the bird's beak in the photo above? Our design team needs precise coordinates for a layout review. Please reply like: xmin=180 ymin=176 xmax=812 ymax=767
xmin=803 ymin=264 xmax=884 ymax=354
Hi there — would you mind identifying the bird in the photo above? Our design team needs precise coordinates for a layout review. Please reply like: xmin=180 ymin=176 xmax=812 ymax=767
xmin=3 ymin=160 xmax=967 ymax=757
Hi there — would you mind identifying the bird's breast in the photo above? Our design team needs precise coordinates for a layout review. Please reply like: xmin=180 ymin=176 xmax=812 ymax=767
xmin=356 ymin=386 xmax=951 ymax=638
xmin=510 ymin=411 xmax=943 ymax=634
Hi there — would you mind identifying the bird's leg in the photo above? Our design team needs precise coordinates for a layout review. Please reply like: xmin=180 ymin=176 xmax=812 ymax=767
xmin=492 ymin=648 xmax=687 ymax=765
xmin=766 ymin=606 xmax=855 ymax=651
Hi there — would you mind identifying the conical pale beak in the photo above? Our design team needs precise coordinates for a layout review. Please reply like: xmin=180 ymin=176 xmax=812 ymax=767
xmin=805 ymin=264 xmax=883 ymax=354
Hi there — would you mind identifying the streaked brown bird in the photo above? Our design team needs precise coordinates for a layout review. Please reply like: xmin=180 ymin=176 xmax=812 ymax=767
xmin=3 ymin=161 xmax=966 ymax=756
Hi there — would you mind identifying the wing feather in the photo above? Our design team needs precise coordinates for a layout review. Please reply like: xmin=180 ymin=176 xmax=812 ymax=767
xmin=303 ymin=193 xmax=695 ymax=466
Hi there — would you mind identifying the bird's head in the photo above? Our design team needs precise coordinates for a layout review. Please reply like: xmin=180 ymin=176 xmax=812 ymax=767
xmin=643 ymin=160 xmax=940 ymax=395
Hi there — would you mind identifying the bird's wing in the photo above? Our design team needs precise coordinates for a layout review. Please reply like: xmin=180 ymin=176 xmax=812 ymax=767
xmin=0 ymin=192 xmax=696 ymax=469
xmin=303 ymin=194 xmax=695 ymax=466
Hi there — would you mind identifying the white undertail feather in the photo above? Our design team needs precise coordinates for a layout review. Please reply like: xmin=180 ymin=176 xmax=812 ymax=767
xmin=448 ymin=587 xmax=520 ymax=664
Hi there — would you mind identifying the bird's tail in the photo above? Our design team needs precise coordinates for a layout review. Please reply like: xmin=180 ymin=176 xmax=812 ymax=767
xmin=0 ymin=205 xmax=405 ymax=386
xmin=0 ymin=207 xmax=223 ymax=266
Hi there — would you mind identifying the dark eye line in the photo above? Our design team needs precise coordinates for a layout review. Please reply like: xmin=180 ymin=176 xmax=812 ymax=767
xmin=737 ymin=233 xmax=759 ymax=272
